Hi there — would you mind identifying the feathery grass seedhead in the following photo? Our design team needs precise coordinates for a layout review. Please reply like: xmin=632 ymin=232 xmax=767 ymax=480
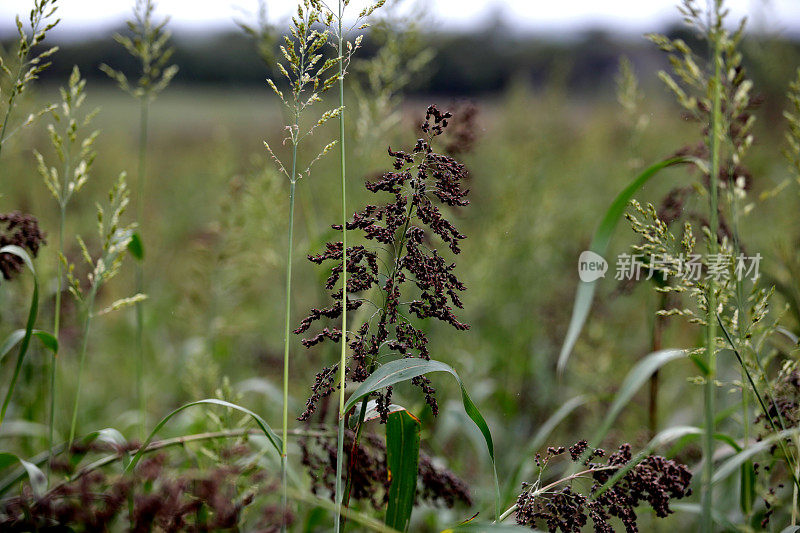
xmin=296 ymin=105 xmax=471 ymax=422
xmin=100 ymin=0 xmax=178 ymax=100
xmin=264 ymin=0 xmax=341 ymax=182
xmin=783 ymin=68 xmax=800 ymax=186
xmin=65 ymin=174 xmax=136 ymax=304
xmin=236 ymin=0 xmax=278 ymax=66
xmin=349 ymin=0 xmax=432 ymax=155
xmin=650 ymin=2 xmax=756 ymax=181
xmin=0 ymin=0 xmax=59 ymax=152
xmin=36 ymin=66 xmax=99 ymax=210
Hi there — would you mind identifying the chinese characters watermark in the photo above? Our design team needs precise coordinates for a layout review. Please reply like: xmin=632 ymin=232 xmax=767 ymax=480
xmin=577 ymin=251 xmax=762 ymax=283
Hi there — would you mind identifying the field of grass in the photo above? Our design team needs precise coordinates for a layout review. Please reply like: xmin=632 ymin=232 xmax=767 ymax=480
xmin=2 ymin=0 xmax=800 ymax=531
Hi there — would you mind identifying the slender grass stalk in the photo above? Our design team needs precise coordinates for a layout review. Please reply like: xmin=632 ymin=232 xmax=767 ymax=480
xmin=794 ymin=434 xmax=800 ymax=525
xmin=61 ymin=174 xmax=138 ymax=450
xmin=263 ymin=4 xmax=337 ymax=527
xmin=281 ymin=131 xmax=299 ymax=532
xmin=37 ymin=66 xmax=97 ymax=474
xmin=48 ymin=127 xmax=74 ymax=472
xmin=68 ymin=287 xmax=97 ymax=447
xmin=135 ymin=98 xmax=149 ymax=442
xmin=334 ymin=0 xmax=348 ymax=530
xmin=99 ymin=0 xmax=178 ymax=441
xmin=0 ymin=61 xmax=24 ymax=162
xmin=700 ymin=14 xmax=723 ymax=529
xmin=727 ymin=121 xmax=754 ymax=520
xmin=48 ymin=181 xmax=66 ymax=477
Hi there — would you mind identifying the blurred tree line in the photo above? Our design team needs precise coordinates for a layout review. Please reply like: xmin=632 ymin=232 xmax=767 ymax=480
xmin=2 ymin=20 xmax=799 ymax=101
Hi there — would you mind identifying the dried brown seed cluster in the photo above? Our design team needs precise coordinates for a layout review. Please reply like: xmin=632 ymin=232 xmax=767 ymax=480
xmin=300 ymin=429 xmax=471 ymax=510
xmin=0 ymin=212 xmax=46 ymax=281
xmin=0 ymin=447 xmax=287 ymax=531
xmin=442 ymin=101 xmax=479 ymax=156
xmin=516 ymin=442 xmax=692 ymax=533
xmin=296 ymin=105 xmax=472 ymax=422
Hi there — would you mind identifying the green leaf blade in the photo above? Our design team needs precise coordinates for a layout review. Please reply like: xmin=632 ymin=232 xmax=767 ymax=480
xmin=385 ymin=410 xmax=420 ymax=532
xmin=557 ymin=157 xmax=688 ymax=373
xmin=344 ymin=358 xmax=500 ymax=519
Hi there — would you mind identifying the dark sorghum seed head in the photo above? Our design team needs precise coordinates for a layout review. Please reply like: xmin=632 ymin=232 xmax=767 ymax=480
xmin=0 ymin=212 xmax=46 ymax=281
xmin=516 ymin=442 xmax=692 ymax=533
xmin=442 ymin=101 xmax=479 ymax=156
xmin=299 ymin=430 xmax=471 ymax=510
xmin=296 ymin=105 xmax=473 ymax=422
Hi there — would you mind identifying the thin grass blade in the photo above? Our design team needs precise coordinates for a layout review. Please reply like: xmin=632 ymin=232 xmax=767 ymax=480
xmin=124 ymin=399 xmax=281 ymax=472
xmin=557 ymin=157 xmax=687 ymax=373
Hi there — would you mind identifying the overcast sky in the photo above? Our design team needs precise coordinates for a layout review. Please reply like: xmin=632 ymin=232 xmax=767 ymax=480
xmin=0 ymin=0 xmax=798 ymax=37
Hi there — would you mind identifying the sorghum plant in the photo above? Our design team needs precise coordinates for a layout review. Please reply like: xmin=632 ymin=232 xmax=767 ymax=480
xmin=36 ymin=65 xmax=99 ymax=469
xmin=296 ymin=104 xmax=471 ymax=516
xmin=0 ymin=0 xmax=59 ymax=167
xmin=511 ymin=441 xmax=692 ymax=533
xmin=64 ymin=174 xmax=144 ymax=446
xmin=100 ymin=0 xmax=178 ymax=440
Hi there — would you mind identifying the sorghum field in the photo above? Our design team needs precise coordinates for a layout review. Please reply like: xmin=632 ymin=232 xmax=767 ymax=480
xmin=1 ymin=0 xmax=800 ymax=531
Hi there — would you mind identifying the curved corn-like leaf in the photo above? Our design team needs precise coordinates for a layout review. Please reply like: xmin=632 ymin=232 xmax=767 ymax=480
xmin=124 ymin=399 xmax=281 ymax=472
xmin=0 ymin=245 xmax=41 ymax=427
xmin=0 ymin=452 xmax=46 ymax=497
xmin=344 ymin=358 xmax=500 ymax=520
xmin=557 ymin=157 xmax=688 ymax=373
xmin=0 ymin=330 xmax=58 ymax=365
xmin=713 ymin=428 xmax=800 ymax=485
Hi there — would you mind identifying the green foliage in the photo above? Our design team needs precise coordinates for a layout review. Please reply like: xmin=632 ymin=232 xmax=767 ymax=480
xmin=0 ymin=246 xmax=41 ymax=427
xmin=4 ymin=0 xmax=800 ymax=530
xmin=384 ymin=409 xmax=420 ymax=532
xmin=558 ymin=157 xmax=687 ymax=372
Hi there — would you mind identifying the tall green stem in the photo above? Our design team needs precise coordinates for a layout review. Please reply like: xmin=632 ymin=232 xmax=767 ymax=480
xmin=793 ymin=435 xmax=800 ymax=525
xmin=135 ymin=98 xmax=149 ymax=442
xmin=701 ymin=17 xmax=723 ymax=532
xmin=334 ymin=1 xmax=348 ymax=530
xmin=280 ymin=82 xmax=301 ymax=530
xmin=0 ymin=63 xmax=24 ymax=167
xmin=68 ymin=288 xmax=97 ymax=448
xmin=48 ymin=206 xmax=65 ymax=477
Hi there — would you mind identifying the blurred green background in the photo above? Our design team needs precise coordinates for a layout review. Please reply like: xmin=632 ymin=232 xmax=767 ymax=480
xmin=2 ymin=5 xmax=800 ymax=530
